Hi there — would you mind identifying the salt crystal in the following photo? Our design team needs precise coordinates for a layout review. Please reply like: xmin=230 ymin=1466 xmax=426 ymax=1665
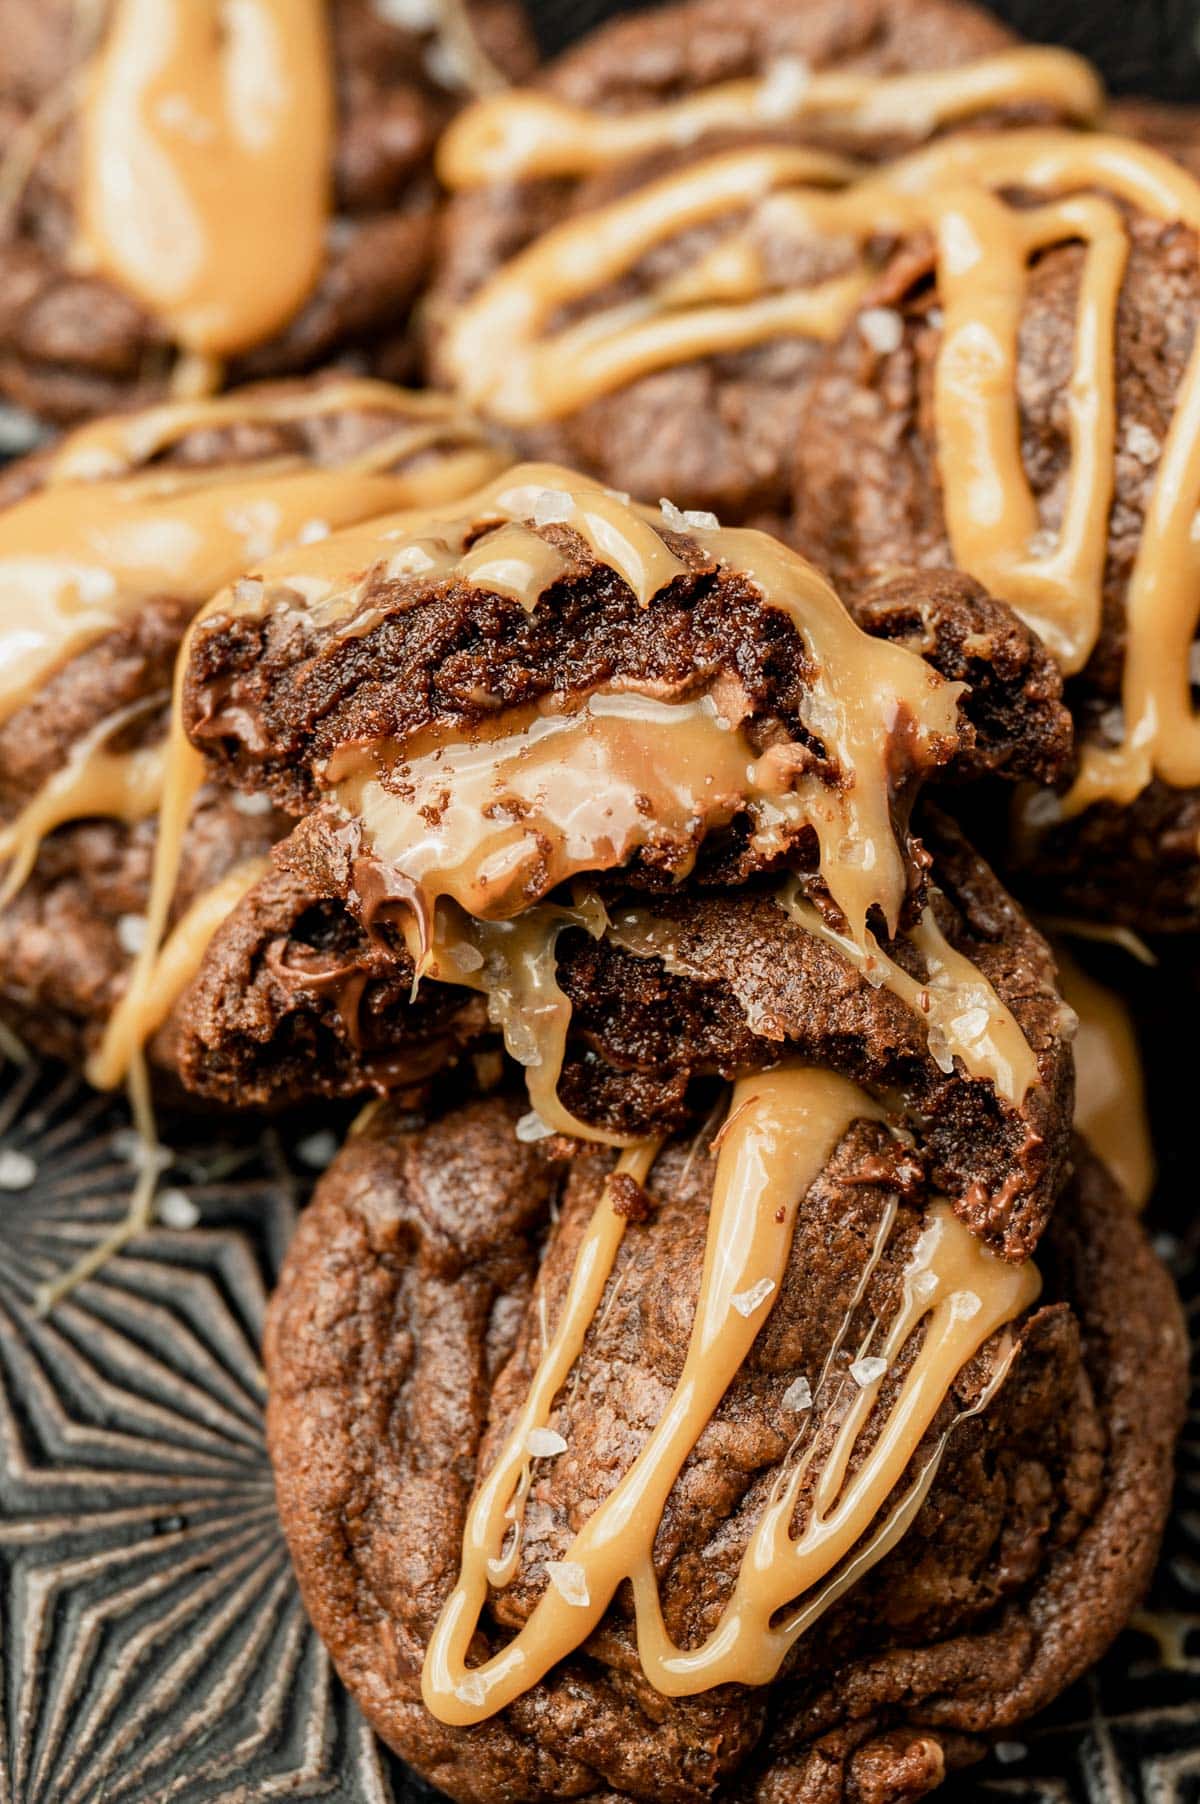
xmin=782 ymin=1374 xmax=812 ymax=1412
xmin=911 ymin=1269 xmax=939 ymax=1302
xmin=1021 ymin=787 xmax=1062 ymax=828
xmin=1099 ymin=704 xmax=1125 ymax=743
xmin=950 ymin=1289 xmax=982 ymax=1321
xmin=231 ymin=789 xmax=275 ymax=817
xmin=1026 ymin=526 xmax=1057 ymax=559
xmin=925 ymin=1023 xmax=956 ymax=1075
xmin=116 ymin=913 xmax=148 ymax=956
xmin=0 ymin=1148 xmax=36 ymax=1190
xmin=950 ymin=1004 xmax=991 ymax=1045
xmin=532 ymin=488 xmax=575 ymax=527
xmin=757 ymin=56 xmax=812 ymax=121
xmin=387 ymin=543 xmax=437 ymax=577
xmin=455 ymin=1672 xmax=488 ymax=1707
xmin=373 ymin=0 xmax=440 ymax=25
xmin=850 ymin=1355 xmax=888 ymax=1387
xmin=527 ymin=1426 xmax=568 ymax=1458
xmin=659 ymin=497 xmax=689 ymax=532
xmin=1124 ymin=422 xmax=1160 ymax=466
xmin=298 ymin=518 xmax=330 ymax=545
xmin=516 ymin=1110 xmax=553 ymax=1144
xmin=730 ymin=1277 xmax=776 ymax=1317
xmin=157 ymin=1187 xmax=200 ymax=1230
xmin=426 ymin=34 xmax=468 ymax=89
xmin=0 ymin=403 xmax=41 ymax=457
xmin=546 ymin=1560 xmax=591 ymax=1607
xmin=683 ymin=508 xmax=720 ymax=530
xmin=858 ymin=307 xmax=904 ymax=355
xmin=233 ymin=577 xmax=264 ymax=611
xmin=994 ymin=1741 xmax=1027 ymax=1765
xmin=295 ymin=1129 xmax=339 ymax=1169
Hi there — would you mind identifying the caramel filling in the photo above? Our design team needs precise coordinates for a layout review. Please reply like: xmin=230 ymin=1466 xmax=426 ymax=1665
xmin=437 ymin=47 xmax=1102 ymax=186
xmin=422 ymin=1063 xmax=1041 ymax=1723
xmin=0 ymin=381 xmax=507 ymax=732
xmin=1056 ymin=947 xmax=1154 ymax=1209
xmin=78 ymin=0 xmax=333 ymax=359
xmin=439 ymin=124 xmax=1200 ymax=809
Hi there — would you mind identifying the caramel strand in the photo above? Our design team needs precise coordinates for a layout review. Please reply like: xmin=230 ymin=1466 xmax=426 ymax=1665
xmin=78 ymin=0 xmax=333 ymax=358
xmin=437 ymin=47 xmax=1103 ymax=187
xmin=422 ymin=1064 xmax=1040 ymax=1722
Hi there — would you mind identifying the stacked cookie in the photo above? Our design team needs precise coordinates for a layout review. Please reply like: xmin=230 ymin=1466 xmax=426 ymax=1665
xmin=0 ymin=2 xmax=1196 ymax=1800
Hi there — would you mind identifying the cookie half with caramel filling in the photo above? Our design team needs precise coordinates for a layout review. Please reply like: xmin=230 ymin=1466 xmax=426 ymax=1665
xmin=266 ymin=1087 xmax=1186 ymax=1804
xmin=170 ymin=468 xmax=1072 ymax=1256
xmin=0 ymin=377 xmax=510 ymax=1072
xmin=424 ymin=0 xmax=1102 ymax=521
xmin=0 ymin=0 xmax=535 ymax=424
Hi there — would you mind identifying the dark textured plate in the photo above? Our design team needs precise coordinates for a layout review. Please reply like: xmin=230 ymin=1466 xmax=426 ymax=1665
xmin=2 ymin=3 xmax=1198 ymax=1798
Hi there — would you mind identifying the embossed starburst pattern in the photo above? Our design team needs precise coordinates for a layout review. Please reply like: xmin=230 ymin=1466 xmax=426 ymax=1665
xmin=0 ymin=1056 xmax=392 ymax=1803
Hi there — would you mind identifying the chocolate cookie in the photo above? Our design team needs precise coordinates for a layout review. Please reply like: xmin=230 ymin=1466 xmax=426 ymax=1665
xmin=0 ymin=377 xmax=510 ymax=1074
xmin=174 ymin=470 xmax=1074 ymax=1256
xmin=266 ymin=1089 xmax=1186 ymax=1804
xmin=786 ymin=129 xmax=1200 ymax=934
xmin=426 ymin=0 xmax=1101 ymax=519
xmin=0 ymin=0 xmax=535 ymax=423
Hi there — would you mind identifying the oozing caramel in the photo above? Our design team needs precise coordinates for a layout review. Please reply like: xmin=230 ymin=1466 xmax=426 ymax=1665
xmin=78 ymin=0 xmax=333 ymax=360
xmin=422 ymin=1063 xmax=1040 ymax=1723
xmin=439 ymin=120 xmax=1200 ymax=812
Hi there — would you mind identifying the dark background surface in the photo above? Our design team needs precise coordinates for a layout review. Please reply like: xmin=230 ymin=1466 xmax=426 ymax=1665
xmin=528 ymin=0 xmax=1200 ymax=97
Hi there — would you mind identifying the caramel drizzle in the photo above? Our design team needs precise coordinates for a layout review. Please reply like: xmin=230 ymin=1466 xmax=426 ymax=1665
xmin=437 ymin=47 xmax=1102 ymax=187
xmin=0 ymin=381 xmax=506 ymax=733
xmin=775 ymin=882 xmax=1038 ymax=1105
xmin=422 ymin=1063 xmax=1040 ymax=1723
xmin=78 ymin=0 xmax=333 ymax=359
xmin=440 ymin=126 xmax=1200 ymax=807
xmin=1055 ymin=945 xmax=1154 ymax=1209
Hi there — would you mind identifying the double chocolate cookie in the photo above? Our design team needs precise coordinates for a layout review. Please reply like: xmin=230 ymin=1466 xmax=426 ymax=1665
xmin=266 ymin=1090 xmax=1187 ymax=1804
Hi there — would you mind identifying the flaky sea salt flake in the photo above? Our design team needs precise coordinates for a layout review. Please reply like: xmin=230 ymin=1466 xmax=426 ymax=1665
xmin=532 ymin=488 xmax=575 ymax=527
xmin=850 ymin=1355 xmax=888 ymax=1387
xmin=782 ymin=1374 xmax=812 ymax=1412
xmin=858 ymin=307 xmax=904 ymax=354
xmin=116 ymin=913 xmax=148 ymax=955
xmin=516 ymin=1110 xmax=553 ymax=1144
xmin=546 ymin=1560 xmax=591 ymax=1607
xmin=731 ymin=1277 xmax=776 ymax=1317
xmin=527 ymin=1426 xmax=568 ymax=1458
xmin=757 ymin=56 xmax=811 ymax=121
xmin=231 ymin=789 xmax=275 ymax=816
